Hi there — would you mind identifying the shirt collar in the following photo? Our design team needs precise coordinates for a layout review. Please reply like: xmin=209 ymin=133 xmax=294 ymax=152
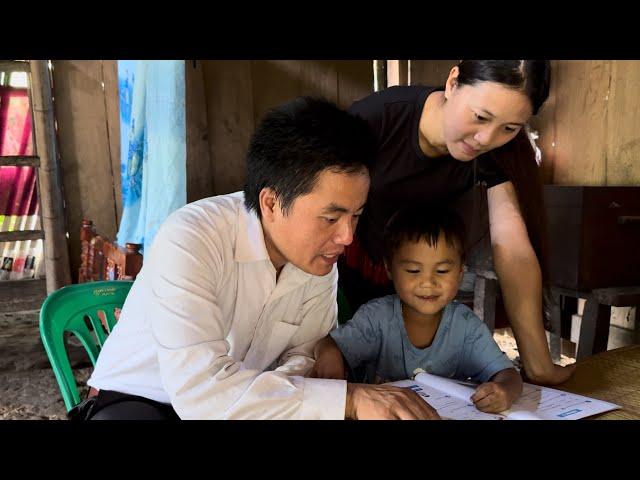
xmin=232 ymin=196 xmax=314 ymax=284
xmin=234 ymin=200 xmax=271 ymax=263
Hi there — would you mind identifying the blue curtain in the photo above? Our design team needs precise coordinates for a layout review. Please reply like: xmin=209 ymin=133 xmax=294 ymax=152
xmin=116 ymin=60 xmax=186 ymax=254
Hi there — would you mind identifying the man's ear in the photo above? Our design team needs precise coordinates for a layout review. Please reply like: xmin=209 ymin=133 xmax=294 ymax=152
xmin=444 ymin=65 xmax=460 ymax=100
xmin=259 ymin=188 xmax=279 ymax=222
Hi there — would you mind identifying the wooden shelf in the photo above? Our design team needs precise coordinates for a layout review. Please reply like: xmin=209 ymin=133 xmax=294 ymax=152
xmin=0 ymin=60 xmax=31 ymax=73
xmin=0 ymin=156 xmax=40 ymax=167
xmin=0 ymin=230 xmax=44 ymax=242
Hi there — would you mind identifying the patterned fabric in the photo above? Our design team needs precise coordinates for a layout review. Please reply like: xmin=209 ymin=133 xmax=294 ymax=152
xmin=116 ymin=61 xmax=186 ymax=254
xmin=0 ymin=86 xmax=41 ymax=280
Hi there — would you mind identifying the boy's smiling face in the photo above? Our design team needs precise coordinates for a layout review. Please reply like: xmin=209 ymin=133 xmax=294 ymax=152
xmin=386 ymin=232 xmax=464 ymax=323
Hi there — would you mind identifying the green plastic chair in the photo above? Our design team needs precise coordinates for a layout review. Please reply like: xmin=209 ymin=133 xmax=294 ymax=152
xmin=39 ymin=280 xmax=133 ymax=412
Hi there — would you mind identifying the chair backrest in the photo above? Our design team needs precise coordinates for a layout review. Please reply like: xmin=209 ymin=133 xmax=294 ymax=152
xmin=79 ymin=219 xmax=143 ymax=283
xmin=39 ymin=280 xmax=133 ymax=411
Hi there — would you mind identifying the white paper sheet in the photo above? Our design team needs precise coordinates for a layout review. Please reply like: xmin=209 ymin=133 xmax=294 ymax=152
xmin=387 ymin=372 xmax=620 ymax=420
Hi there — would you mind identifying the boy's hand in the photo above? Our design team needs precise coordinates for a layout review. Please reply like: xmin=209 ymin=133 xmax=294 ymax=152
xmin=309 ymin=355 xmax=347 ymax=380
xmin=471 ymin=381 xmax=512 ymax=413
xmin=309 ymin=336 xmax=348 ymax=380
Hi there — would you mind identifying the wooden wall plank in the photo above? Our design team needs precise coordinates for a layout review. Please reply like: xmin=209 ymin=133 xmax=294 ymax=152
xmin=298 ymin=60 xmax=339 ymax=104
xmin=336 ymin=60 xmax=373 ymax=108
xmin=202 ymin=61 xmax=255 ymax=196
xmin=548 ymin=61 xmax=610 ymax=185
xmin=200 ymin=60 xmax=373 ymax=196
xmin=52 ymin=60 xmax=118 ymax=283
xmin=409 ymin=60 xmax=457 ymax=86
xmin=185 ymin=60 xmax=214 ymax=202
xmin=606 ymin=60 xmax=640 ymax=185
xmin=250 ymin=60 xmax=303 ymax=126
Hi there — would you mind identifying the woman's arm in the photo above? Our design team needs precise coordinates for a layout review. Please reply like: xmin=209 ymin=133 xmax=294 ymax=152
xmin=487 ymin=181 xmax=575 ymax=385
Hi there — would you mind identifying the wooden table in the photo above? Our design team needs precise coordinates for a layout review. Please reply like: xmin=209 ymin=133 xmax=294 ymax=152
xmin=554 ymin=344 xmax=640 ymax=419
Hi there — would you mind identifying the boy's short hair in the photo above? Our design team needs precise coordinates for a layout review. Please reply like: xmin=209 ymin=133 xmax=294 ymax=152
xmin=383 ymin=205 xmax=467 ymax=264
xmin=243 ymin=96 xmax=375 ymax=218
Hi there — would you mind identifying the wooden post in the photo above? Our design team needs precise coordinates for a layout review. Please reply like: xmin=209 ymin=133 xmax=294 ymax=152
xmin=474 ymin=275 xmax=497 ymax=332
xmin=549 ymin=289 xmax=563 ymax=363
xmin=29 ymin=60 xmax=72 ymax=293
xmin=577 ymin=299 xmax=611 ymax=360
xmin=373 ymin=60 xmax=387 ymax=92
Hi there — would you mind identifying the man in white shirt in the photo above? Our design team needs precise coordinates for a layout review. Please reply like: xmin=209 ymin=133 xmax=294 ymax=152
xmin=78 ymin=97 xmax=439 ymax=420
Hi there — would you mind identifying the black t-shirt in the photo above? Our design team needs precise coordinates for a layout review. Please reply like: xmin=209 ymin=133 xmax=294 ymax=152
xmin=348 ymin=85 xmax=509 ymax=262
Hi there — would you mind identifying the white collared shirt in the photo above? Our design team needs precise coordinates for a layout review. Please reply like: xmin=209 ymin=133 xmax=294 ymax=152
xmin=88 ymin=192 xmax=347 ymax=419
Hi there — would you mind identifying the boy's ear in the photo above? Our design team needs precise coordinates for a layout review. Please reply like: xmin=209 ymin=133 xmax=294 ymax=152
xmin=459 ymin=263 xmax=466 ymax=282
xmin=384 ymin=259 xmax=392 ymax=279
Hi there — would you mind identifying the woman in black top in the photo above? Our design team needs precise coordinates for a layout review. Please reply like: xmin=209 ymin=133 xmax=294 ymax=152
xmin=341 ymin=60 xmax=575 ymax=386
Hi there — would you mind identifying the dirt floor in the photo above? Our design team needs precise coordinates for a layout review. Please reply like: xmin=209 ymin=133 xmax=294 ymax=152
xmin=0 ymin=309 xmax=575 ymax=420
xmin=0 ymin=310 xmax=91 ymax=420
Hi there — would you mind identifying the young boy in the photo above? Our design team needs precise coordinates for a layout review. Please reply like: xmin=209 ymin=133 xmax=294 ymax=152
xmin=313 ymin=206 xmax=523 ymax=414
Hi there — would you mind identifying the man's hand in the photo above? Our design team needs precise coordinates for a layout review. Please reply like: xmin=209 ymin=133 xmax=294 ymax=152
xmin=309 ymin=336 xmax=347 ymax=380
xmin=345 ymin=383 xmax=441 ymax=420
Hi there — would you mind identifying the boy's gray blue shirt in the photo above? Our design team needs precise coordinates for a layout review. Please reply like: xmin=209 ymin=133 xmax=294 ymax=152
xmin=330 ymin=294 xmax=514 ymax=384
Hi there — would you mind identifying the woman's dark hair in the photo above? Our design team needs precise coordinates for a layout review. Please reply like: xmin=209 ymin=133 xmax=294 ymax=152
xmin=458 ymin=60 xmax=553 ymax=321
xmin=244 ymin=96 xmax=375 ymax=218
xmin=457 ymin=60 xmax=551 ymax=115
xmin=383 ymin=205 xmax=466 ymax=265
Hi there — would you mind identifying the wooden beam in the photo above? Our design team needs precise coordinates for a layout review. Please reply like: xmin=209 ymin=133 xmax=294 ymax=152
xmin=0 ymin=156 xmax=40 ymax=167
xmin=0 ymin=230 xmax=44 ymax=242
xmin=0 ymin=60 xmax=30 ymax=73
xmin=101 ymin=60 xmax=123 ymax=225
xmin=29 ymin=60 xmax=72 ymax=294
